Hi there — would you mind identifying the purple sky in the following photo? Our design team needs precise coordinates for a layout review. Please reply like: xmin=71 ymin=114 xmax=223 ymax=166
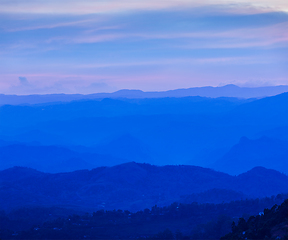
xmin=0 ymin=0 xmax=288 ymax=94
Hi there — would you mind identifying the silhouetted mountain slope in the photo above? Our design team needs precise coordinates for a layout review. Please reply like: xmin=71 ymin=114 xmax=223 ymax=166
xmin=163 ymin=84 xmax=288 ymax=99
xmin=1 ymin=163 xmax=288 ymax=212
xmin=221 ymin=198 xmax=288 ymax=239
xmin=235 ymin=167 xmax=288 ymax=197
xmin=212 ymin=137 xmax=288 ymax=175
xmin=1 ymin=194 xmax=287 ymax=240
xmin=0 ymin=166 xmax=43 ymax=182
xmin=1 ymin=85 xmax=288 ymax=105
xmin=104 ymin=85 xmax=288 ymax=99
xmin=0 ymin=144 xmax=126 ymax=172
xmin=0 ymin=96 xmax=248 ymax=127
xmin=224 ymin=92 xmax=288 ymax=126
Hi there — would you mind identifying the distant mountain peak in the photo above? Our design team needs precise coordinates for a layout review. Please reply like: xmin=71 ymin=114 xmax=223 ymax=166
xmin=239 ymin=166 xmax=287 ymax=178
xmin=220 ymin=84 xmax=240 ymax=88
xmin=246 ymin=166 xmax=269 ymax=173
xmin=239 ymin=136 xmax=249 ymax=143
xmin=1 ymin=85 xmax=288 ymax=105
xmin=212 ymin=135 xmax=288 ymax=175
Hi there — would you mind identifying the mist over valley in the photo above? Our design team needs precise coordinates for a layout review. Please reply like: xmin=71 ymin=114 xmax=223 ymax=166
xmin=1 ymin=86 xmax=288 ymax=239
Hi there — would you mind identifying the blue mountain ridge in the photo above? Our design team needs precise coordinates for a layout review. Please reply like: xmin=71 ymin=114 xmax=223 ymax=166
xmin=0 ymin=163 xmax=287 ymax=212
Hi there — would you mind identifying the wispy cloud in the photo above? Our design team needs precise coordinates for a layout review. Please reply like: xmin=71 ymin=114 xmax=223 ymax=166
xmin=74 ymin=56 xmax=271 ymax=69
xmin=1 ymin=1 xmax=288 ymax=94
xmin=40 ymin=20 xmax=288 ymax=50
xmin=0 ymin=0 xmax=287 ymax=15
xmin=4 ymin=19 xmax=97 ymax=32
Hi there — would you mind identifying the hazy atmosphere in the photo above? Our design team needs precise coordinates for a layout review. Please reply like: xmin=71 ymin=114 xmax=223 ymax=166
xmin=1 ymin=1 xmax=288 ymax=240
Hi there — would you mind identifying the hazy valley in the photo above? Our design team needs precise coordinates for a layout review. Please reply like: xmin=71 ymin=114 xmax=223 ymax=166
xmin=1 ymin=86 xmax=288 ymax=239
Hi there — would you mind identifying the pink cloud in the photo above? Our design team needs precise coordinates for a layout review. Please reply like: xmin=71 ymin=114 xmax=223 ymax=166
xmin=74 ymin=56 xmax=268 ymax=70
xmin=5 ymin=19 xmax=97 ymax=32
xmin=0 ymin=0 xmax=287 ymax=15
xmin=48 ymin=20 xmax=288 ymax=49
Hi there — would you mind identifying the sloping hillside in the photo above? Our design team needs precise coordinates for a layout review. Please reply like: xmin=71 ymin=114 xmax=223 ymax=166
xmin=222 ymin=198 xmax=288 ymax=239
xmin=1 ymin=163 xmax=288 ymax=212
xmin=212 ymin=136 xmax=288 ymax=175
xmin=0 ymin=144 xmax=126 ymax=172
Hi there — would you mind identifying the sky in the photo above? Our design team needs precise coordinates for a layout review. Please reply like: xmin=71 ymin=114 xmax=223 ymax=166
xmin=0 ymin=0 xmax=288 ymax=94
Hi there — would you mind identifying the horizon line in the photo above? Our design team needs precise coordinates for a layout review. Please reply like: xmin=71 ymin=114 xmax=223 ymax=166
xmin=1 ymin=83 xmax=288 ymax=97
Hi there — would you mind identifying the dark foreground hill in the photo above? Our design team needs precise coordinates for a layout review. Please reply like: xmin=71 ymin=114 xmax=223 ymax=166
xmin=1 ymin=163 xmax=288 ymax=212
xmin=222 ymin=198 xmax=288 ymax=240
xmin=1 ymin=194 xmax=287 ymax=240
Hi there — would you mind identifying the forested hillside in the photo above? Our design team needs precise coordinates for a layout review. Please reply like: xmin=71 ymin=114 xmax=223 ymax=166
xmin=222 ymin=198 xmax=288 ymax=239
xmin=1 ymin=194 xmax=287 ymax=240
xmin=1 ymin=164 xmax=288 ymax=212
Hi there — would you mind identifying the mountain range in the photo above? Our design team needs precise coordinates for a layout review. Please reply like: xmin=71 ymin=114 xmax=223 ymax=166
xmin=1 ymin=92 xmax=288 ymax=174
xmin=1 ymin=84 xmax=288 ymax=106
xmin=1 ymin=86 xmax=288 ymax=239
xmin=1 ymin=163 xmax=288 ymax=212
